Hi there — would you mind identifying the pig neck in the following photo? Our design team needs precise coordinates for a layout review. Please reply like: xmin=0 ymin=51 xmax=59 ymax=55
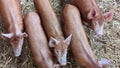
xmin=54 ymin=34 xmax=64 ymax=40
xmin=44 ymin=20 xmax=64 ymax=40
xmin=7 ymin=17 xmax=23 ymax=36
xmin=5 ymin=8 xmax=23 ymax=35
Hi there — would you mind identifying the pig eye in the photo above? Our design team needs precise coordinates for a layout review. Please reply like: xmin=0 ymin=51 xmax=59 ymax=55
xmin=55 ymin=50 xmax=60 ymax=55
xmin=56 ymin=51 xmax=59 ymax=54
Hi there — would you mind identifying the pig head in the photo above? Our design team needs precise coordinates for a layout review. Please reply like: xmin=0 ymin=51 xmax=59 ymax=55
xmin=69 ymin=0 xmax=113 ymax=36
xmin=0 ymin=0 xmax=28 ymax=56
xmin=1 ymin=32 xmax=27 ymax=56
xmin=87 ymin=7 xmax=113 ymax=36
xmin=49 ymin=35 xmax=72 ymax=65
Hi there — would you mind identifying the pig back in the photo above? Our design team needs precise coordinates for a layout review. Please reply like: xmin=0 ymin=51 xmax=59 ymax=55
xmin=33 ymin=0 xmax=63 ymax=39
xmin=62 ymin=4 xmax=98 ymax=67
xmin=24 ymin=12 xmax=54 ymax=68
xmin=0 ymin=0 xmax=23 ymax=32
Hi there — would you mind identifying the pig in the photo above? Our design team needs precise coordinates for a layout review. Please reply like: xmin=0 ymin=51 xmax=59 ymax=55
xmin=64 ymin=0 xmax=113 ymax=36
xmin=0 ymin=0 xmax=27 ymax=56
xmin=33 ymin=0 xmax=72 ymax=66
xmin=62 ymin=4 xmax=110 ymax=68
xmin=24 ymin=12 xmax=59 ymax=68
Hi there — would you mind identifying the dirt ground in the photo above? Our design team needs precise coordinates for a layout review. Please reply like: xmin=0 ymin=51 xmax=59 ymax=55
xmin=0 ymin=0 xmax=120 ymax=68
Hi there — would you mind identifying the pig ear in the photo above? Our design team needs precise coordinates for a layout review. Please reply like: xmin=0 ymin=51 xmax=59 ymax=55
xmin=103 ymin=10 xmax=113 ymax=21
xmin=49 ymin=37 xmax=60 ymax=47
xmin=87 ymin=7 xmax=99 ymax=19
xmin=21 ymin=32 xmax=28 ymax=38
xmin=98 ymin=58 xmax=111 ymax=67
xmin=64 ymin=34 xmax=72 ymax=45
xmin=1 ymin=33 xmax=14 ymax=40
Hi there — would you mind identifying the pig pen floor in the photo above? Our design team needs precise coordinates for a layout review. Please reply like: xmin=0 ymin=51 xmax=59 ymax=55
xmin=0 ymin=0 xmax=120 ymax=68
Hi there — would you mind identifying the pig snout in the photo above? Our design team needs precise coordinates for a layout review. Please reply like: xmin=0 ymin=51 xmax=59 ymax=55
xmin=95 ymin=28 xmax=103 ymax=37
xmin=59 ymin=58 xmax=67 ymax=66
xmin=58 ymin=54 xmax=67 ymax=66
xmin=14 ymin=48 xmax=22 ymax=56
xmin=92 ymin=22 xmax=104 ymax=37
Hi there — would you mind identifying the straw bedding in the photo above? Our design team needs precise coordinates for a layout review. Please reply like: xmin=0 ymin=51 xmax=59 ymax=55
xmin=0 ymin=0 xmax=119 ymax=68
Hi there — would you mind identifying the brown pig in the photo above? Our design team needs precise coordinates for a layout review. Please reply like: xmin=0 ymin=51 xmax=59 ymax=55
xmin=24 ymin=12 xmax=59 ymax=68
xmin=33 ymin=0 xmax=72 ymax=66
xmin=0 ymin=0 xmax=27 ymax=56
xmin=62 ymin=4 xmax=110 ymax=68
xmin=69 ymin=0 xmax=113 ymax=36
